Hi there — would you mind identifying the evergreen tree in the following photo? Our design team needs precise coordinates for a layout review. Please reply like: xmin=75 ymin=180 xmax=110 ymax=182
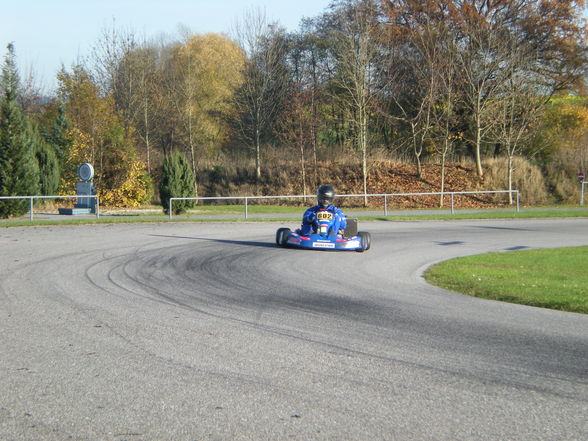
xmin=33 ymin=122 xmax=61 ymax=196
xmin=159 ymin=150 xmax=195 ymax=215
xmin=47 ymin=101 xmax=71 ymax=166
xmin=0 ymin=44 xmax=40 ymax=218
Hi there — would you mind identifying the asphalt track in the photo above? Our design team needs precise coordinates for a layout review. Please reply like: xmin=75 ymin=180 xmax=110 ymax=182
xmin=1 ymin=219 xmax=587 ymax=441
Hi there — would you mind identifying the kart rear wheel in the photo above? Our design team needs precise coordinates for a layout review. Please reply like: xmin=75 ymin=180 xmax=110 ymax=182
xmin=356 ymin=231 xmax=371 ymax=252
xmin=276 ymin=228 xmax=291 ymax=246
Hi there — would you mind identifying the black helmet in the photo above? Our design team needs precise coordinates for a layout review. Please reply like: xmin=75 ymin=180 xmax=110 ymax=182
xmin=317 ymin=184 xmax=335 ymax=208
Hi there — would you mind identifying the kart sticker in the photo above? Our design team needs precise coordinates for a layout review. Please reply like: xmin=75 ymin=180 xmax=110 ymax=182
xmin=317 ymin=211 xmax=333 ymax=220
xmin=312 ymin=242 xmax=335 ymax=248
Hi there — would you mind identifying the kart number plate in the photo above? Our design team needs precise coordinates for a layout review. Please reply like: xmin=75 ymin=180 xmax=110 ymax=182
xmin=317 ymin=211 xmax=333 ymax=220
xmin=313 ymin=242 xmax=335 ymax=249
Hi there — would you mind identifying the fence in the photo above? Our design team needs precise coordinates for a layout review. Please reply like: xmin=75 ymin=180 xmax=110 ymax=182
xmin=582 ymin=182 xmax=587 ymax=206
xmin=0 ymin=195 xmax=100 ymax=221
xmin=169 ymin=190 xmax=520 ymax=220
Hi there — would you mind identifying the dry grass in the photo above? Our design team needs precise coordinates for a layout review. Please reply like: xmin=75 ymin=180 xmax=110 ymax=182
xmin=543 ymin=148 xmax=586 ymax=203
xmin=483 ymin=157 xmax=551 ymax=205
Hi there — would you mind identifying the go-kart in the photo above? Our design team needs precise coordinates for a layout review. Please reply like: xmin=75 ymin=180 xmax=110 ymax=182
xmin=275 ymin=216 xmax=371 ymax=252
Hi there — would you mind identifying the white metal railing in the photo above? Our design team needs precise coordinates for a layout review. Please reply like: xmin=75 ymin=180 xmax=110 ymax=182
xmin=169 ymin=190 xmax=520 ymax=220
xmin=581 ymin=182 xmax=587 ymax=206
xmin=0 ymin=195 xmax=100 ymax=221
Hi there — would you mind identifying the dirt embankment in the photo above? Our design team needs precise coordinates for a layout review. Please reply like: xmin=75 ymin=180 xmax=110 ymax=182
xmin=199 ymin=161 xmax=509 ymax=209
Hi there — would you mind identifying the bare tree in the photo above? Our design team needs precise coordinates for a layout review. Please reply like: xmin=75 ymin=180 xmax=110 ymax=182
xmin=232 ymin=8 xmax=290 ymax=181
xmin=119 ymin=45 xmax=160 ymax=174
xmin=165 ymin=41 xmax=200 ymax=195
xmin=286 ymin=18 xmax=335 ymax=190
xmin=379 ymin=10 xmax=439 ymax=179
xmin=277 ymin=89 xmax=312 ymax=196
xmin=451 ymin=0 xmax=587 ymax=179
xmin=327 ymin=0 xmax=382 ymax=205
xmin=454 ymin=15 xmax=513 ymax=179
xmin=91 ymin=19 xmax=138 ymax=100
xmin=144 ymin=35 xmax=179 ymax=169
xmin=429 ymin=24 xmax=460 ymax=207
xmin=17 ymin=63 xmax=46 ymax=115
xmin=492 ymin=47 xmax=543 ymax=204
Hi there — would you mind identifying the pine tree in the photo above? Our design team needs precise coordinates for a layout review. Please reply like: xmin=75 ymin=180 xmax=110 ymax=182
xmin=159 ymin=150 xmax=195 ymax=215
xmin=33 ymin=122 xmax=60 ymax=196
xmin=47 ymin=101 xmax=71 ymax=166
xmin=0 ymin=44 xmax=40 ymax=218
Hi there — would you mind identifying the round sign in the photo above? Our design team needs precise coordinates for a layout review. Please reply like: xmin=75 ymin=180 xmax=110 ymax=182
xmin=77 ymin=163 xmax=94 ymax=182
xmin=579 ymin=172 xmax=585 ymax=182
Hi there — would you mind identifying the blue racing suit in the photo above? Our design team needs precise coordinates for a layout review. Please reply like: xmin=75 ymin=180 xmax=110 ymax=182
xmin=300 ymin=205 xmax=347 ymax=236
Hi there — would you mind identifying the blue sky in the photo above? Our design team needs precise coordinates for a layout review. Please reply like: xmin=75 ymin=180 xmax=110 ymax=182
xmin=1 ymin=0 xmax=334 ymax=92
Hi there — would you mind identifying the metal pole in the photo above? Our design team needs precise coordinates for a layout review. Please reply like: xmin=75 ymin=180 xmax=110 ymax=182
xmin=29 ymin=197 xmax=33 ymax=222
xmin=516 ymin=191 xmax=520 ymax=212
xmin=95 ymin=196 xmax=100 ymax=218
xmin=384 ymin=195 xmax=388 ymax=216
xmin=581 ymin=182 xmax=585 ymax=206
xmin=169 ymin=199 xmax=173 ymax=220
xmin=244 ymin=197 xmax=248 ymax=219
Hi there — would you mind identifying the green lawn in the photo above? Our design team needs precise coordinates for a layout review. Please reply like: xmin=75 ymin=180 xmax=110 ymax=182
xmin=425 ymin=246 xmax=588 ymax=314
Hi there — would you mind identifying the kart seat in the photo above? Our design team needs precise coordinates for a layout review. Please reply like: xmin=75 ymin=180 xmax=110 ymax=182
xmin=344 ymin=218 xmax=358 ymax=237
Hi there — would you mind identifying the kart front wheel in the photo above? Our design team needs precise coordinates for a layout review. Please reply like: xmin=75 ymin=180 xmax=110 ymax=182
xmin=356 ymin=231 xmax=371 ymax=252
xmin=276 ymin=228 xmax=291 ymax=246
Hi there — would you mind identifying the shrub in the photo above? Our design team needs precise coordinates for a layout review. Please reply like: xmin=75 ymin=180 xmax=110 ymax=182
xmin=159 ymin=151 xmax=195 ymax=214
xmin=100 ymin=160 xmax=153 ymax=208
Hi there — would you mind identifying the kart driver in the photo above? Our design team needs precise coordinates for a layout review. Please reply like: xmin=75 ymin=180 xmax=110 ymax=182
xmin=300 ymin=184 xmax=347 ymax=236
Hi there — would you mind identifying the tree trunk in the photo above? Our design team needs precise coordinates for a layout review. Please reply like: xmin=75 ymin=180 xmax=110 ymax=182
xmin=143 ymin=102 xmax=151 ymax=174
xmin=255 ymin=127 xmax=261 ymax=181
xmin=475 ymin=124 xmax=484 ymax=178
xmin=299 ymin=118 xmax=307 ymax=197
xmin=440 ymin=147 xmax=447 ymax=208
xmin=360 ymin=106 xmax=368 ymax=206
xmin=411 ymin=122 xmax=423 ymax=178
xmin=508 ymin=154 xmax=514 ymax=205
xmin=310 ymin=89 xmax=318 ymax=189
xmin=187 ymin=112 xmax=198 ymax=198
xmin=474 ymin=94 xmax=484 ymax=179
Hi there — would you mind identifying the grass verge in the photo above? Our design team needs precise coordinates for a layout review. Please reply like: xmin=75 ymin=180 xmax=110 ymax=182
xmin=1 ymin=206 xmax=587 ymax=227
xmin=424 ymin=246 xmax=588 ymax=314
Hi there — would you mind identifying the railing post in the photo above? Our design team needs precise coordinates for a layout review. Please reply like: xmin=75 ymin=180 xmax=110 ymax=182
xmin=581 ymin=182 xmax=585 ymax=206
xmin=169 ymin=198 xmax=173 ymax=220
xmin=29 ymin=197 xmax=33 ymax=222
xmin=95 ymin=196 xmax=100 ymax=218
xmin=244 ymin=197 xmax=248 ymax=219
xmin=516 ymin=191 xmax=520 ymax=212
xmin=384 ymin=195 xmax=388 ymax=216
